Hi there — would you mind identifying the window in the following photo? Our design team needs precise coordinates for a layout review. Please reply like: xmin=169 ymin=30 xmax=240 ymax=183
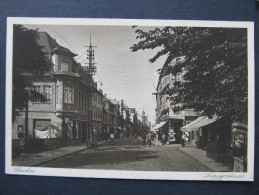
xmin=33 ymin=119 xmax=51 ymax=139
xmin=56 ymin=85 xmax=59 ymax=103
xmin=33 ymin=85 xmax=52 ymax=103
xmin=44 ymin=86 xmax=52 ymax=103
xmin=175 ymin=73 xmax=181 ymax=82
xmin=78 ymin=92 xmax=81 ymax=107
xmin=64 ymin=85 xmax=73 ymax=104
xmin=34 ymin=119 xmax=51 ymax=131
xmin=81 ymin=94 xmax=84 ymax=108
xmin=60 ymin=61 xmax=69 ymax=71
xmin=33 ymin=86 xmax=42 ymax=103
xmin=85 ymin=96 xmax=87 ymax=110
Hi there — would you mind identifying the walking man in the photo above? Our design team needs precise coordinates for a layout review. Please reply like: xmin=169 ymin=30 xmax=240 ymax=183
xmin=147 ymin=132 xmax=152 ymax=147
xmin=142 ymin=132 xmax=147 ymax=146
xmin=162 ymin=134 xmax=166 ymax=145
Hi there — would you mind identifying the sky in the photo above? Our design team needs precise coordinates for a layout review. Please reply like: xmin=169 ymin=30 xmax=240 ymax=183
xmin=23 ymin=24 xmax=167 ymax=124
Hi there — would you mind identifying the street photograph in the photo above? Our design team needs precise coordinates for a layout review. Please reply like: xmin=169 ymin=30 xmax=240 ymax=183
xmin=5 ymin=18 xmax=254 ymax=181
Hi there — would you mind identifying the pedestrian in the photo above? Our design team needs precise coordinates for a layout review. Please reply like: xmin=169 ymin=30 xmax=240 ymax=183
xmin=142 ymin=132 xmax=147 ymax=146
xmin=181 ymin=134 xmax=185 ymax=147
xmin=162 ymin=134 xmax=166 ymax=145
xmin=147 ymin=132 xmax=152 ymax=147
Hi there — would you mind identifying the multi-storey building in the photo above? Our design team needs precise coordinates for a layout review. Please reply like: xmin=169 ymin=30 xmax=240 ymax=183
xmin=92 ymin=84 xmax=104 ymax=142
xmin=110 ymin=99 xmax=120 ymax=138
xmin=103 ymin=96 xmax=119 ymax=139
xmin=12 ymin=31 xmax=93 ymax=150
xmin=155 ymin=57 xmax=197 ymax=143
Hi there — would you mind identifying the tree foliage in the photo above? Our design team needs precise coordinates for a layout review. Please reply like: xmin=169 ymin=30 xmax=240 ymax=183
xmin=13 ymin=25 xmax=52 ymax=120
xmin=131 ymin=27 xmax=248 ymax=122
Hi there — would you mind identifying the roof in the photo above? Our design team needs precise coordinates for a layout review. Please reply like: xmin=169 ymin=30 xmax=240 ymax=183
xmin=51 ymin=45 xmax=77 ymax=57
xmin=52 ymin=71 xmax=80 ymax=77
xmin=36 ymin=32 xmax=77 ymax=57
xmin=36 ymin=32 xmax=59 ymax=53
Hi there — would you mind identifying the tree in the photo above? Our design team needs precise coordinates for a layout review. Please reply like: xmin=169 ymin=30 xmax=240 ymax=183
xmin=13 ymin=25 xmax=52 ymax=120
xmin=131 ymin=27 xmax=247 ymax=122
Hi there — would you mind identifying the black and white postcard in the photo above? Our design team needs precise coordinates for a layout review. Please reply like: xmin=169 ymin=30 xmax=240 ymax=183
xmin=5 ymin=17 xmax=254 ymax=181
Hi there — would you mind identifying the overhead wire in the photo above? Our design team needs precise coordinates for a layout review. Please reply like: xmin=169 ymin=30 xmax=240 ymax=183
xmin=48 ymin=26 xmax=78 ymax=54
xmin=55 ymin=25 xmax=81 ymax=54
xmin=29 ymin=24 xmax=157 ymax=120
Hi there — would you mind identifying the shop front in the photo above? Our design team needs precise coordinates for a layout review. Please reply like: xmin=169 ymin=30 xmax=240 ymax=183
xmin=181 ymin=116 xmax=219 ymax=146
xmin=181 ymin=116 xmax=236 ymax=166
xmin=231 ymin=122 xmax=247 ymax=172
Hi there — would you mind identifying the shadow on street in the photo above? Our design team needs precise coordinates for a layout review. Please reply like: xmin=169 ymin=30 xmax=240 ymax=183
xmin=40 ymin=146 xmax=159 ymax=168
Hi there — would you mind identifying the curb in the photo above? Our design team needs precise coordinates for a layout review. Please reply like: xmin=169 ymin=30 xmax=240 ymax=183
xmin=177 ymin=147 xmax=214 ymax=172
xmin=177 ymin=147 xmax=232 ymax=172
xmin=33 ymin=140 xmax=112 ymax=167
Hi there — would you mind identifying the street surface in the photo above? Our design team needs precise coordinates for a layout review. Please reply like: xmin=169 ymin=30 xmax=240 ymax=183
xmin=41 ymin=138 xmax=210 ymax=172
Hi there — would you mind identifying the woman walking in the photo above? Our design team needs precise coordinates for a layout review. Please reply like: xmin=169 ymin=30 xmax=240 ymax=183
xmin=181 ymin=134 xmax=186 ymax=147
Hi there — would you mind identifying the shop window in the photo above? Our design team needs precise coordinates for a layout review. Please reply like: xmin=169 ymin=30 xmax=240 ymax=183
xmin=64 ymin=85 xmax=73 ymax=104
xmin=33 ymin=119 xmax=51 ymax=139
xmin=34 ymin=119 xmax=51 ymax=131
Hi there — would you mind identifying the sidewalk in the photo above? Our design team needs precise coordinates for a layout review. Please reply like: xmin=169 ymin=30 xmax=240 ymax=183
xmin=178 ymin=146 xmax=232 ymax=172
xmin=12 ymin=140 xmax=110 ymax=167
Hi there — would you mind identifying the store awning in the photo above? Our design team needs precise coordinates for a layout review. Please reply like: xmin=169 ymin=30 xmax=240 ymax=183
xmin=151 ymin=121 xmax=167 ymax=131
xmin=181 ymin=116 xmax=219 ymax=131
xmin=232 ymin=122 xmax=247 ymax=134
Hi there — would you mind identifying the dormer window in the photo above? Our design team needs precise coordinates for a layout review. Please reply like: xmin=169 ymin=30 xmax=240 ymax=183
xmin=60 ymin=61 xmax=69 ymax=71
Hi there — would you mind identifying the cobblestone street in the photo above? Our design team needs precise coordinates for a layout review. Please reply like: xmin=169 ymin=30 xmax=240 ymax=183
xmin=40 ymin=138 xmax=210 ymax=172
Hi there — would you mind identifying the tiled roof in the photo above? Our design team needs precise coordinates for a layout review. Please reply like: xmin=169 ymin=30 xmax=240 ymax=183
xmin=36 ymin=32 xmax=59 ymax=53
xmin=36 ymin=32 xmax=77 ymax=56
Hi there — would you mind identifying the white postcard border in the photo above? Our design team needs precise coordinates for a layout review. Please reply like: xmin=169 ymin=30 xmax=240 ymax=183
xmin=5 ymin=17 xmax=255 ymax=181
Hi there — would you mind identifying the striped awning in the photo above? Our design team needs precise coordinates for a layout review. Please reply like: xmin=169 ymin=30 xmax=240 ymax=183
xmin=151 ymin=121 xmax=167 ymax=131
xmin=232 ymin=122 xmax=247 ymax=134
xmin=181 ymin=116 xmax=219 ymax=131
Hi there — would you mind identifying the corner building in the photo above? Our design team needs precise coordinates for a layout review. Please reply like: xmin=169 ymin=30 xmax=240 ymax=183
xmin=12 ymin=31 xmax=93 ymax=150
xmin=155 ymin=57 xmax=197 ymax=144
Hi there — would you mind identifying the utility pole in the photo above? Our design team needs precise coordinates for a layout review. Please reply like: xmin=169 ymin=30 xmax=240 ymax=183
xmin=85 ymin=34 xmax=97 ymax=147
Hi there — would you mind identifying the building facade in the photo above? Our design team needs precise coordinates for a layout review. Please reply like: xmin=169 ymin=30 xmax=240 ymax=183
xmin=155 ymin=57 xmax=197 ymax=143
xmin=12 ymin=31 xmax=93 ymax=151
xmin=92 ymin=84 xmax=104 ymax=142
